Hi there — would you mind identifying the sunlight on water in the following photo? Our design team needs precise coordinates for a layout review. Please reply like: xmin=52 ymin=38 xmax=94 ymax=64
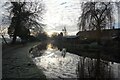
xmin=47 ymin=43 xmax=53 ymax=50
xmin=30 ymin=43 xmax=120 ymax=79
xmin=32 ymin=43 xmax=80 ymax=78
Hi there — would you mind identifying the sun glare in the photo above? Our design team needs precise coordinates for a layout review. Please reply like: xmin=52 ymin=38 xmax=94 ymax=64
xmin=47 ymin=43 xmax=53 ymax=50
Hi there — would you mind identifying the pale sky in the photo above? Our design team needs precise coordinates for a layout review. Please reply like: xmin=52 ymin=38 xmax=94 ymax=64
xmin=42 ymin=0 xmax=81 ymax=35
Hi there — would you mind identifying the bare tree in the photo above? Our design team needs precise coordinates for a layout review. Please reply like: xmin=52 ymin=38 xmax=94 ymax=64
xmin=78 ymin=2 xmax=114 ymax=44
xmin=3 ymin=0 xmax=45 ymax=44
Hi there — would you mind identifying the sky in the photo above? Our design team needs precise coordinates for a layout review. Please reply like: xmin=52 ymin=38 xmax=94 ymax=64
xmin=0 ymin=0 xmax=81 ymax=36
xmin=0 ymin=0 xmax=120 ymax=36
xmin=42 ymin=0 xmax=81 ymax=35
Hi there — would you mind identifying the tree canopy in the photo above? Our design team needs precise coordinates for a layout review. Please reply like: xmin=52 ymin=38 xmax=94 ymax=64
xmin=78 ymin=2 xmax=115 ymax=44
xmin=78 ymin=2 xmax=114 ymax=31
xmin=3 ymin=0 xmax=45 ymax=43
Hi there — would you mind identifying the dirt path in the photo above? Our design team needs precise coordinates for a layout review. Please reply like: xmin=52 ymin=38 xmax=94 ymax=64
xmin=2 ymin=42 xmax=46 ymax=79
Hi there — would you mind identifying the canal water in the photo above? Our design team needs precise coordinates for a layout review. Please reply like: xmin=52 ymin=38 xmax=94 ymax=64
xmin=29 ymin=42 xmax=120 ymax=79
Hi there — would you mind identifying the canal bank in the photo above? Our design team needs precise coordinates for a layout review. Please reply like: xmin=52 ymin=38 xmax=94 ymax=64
xmin=2 ymin=42 xmax=46 ymax=79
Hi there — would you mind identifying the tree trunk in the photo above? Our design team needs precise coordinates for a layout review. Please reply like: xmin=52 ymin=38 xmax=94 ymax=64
xmin=11 ymin=26 xmax=19 ymax=44
xmin=12 ymin=33 xmax=17 ymax=44
xmin=96 ymin=27 xmax=101 ymax=45
xmin=94 ymin=24 xmax=102 ymax=79
xmin=1 ymin=35 xmax=8 ymax=45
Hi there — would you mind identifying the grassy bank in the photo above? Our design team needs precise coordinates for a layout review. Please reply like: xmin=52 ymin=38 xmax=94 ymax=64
xmin=2 ymin=42 xmax=46 ymax=79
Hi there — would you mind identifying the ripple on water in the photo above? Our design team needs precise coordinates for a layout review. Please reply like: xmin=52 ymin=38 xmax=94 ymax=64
xmin=32 ymin=49 xmax=80 ymax=78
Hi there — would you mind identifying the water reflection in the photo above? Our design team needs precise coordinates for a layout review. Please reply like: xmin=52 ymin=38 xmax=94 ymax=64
xmin=29 ymin=42 xmax=120 ymax=79
xmin=77 ymin=57 xmax=113 ymax=78
xmin=47 ymin=43 xmax=56 ymax=50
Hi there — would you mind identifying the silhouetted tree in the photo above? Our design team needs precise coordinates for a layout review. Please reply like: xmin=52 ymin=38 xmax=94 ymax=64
xmin=36 ymin=32 xmax=48 ymax=41
xmin=3 ymin=0 xmax=45 ymax=44
xmin=78 ymin=2 xmax=114 ymax=79
xmin=58 ymin=32 xmax=63 ymax=39
xmin=78 ymin=2 xmax=114 ymax=44
xmin=60 ymin=32 xmax=63 ymax=37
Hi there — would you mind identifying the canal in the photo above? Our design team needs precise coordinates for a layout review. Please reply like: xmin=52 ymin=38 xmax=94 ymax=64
xmin=29 ymin=41 xmax=120 ymax=79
